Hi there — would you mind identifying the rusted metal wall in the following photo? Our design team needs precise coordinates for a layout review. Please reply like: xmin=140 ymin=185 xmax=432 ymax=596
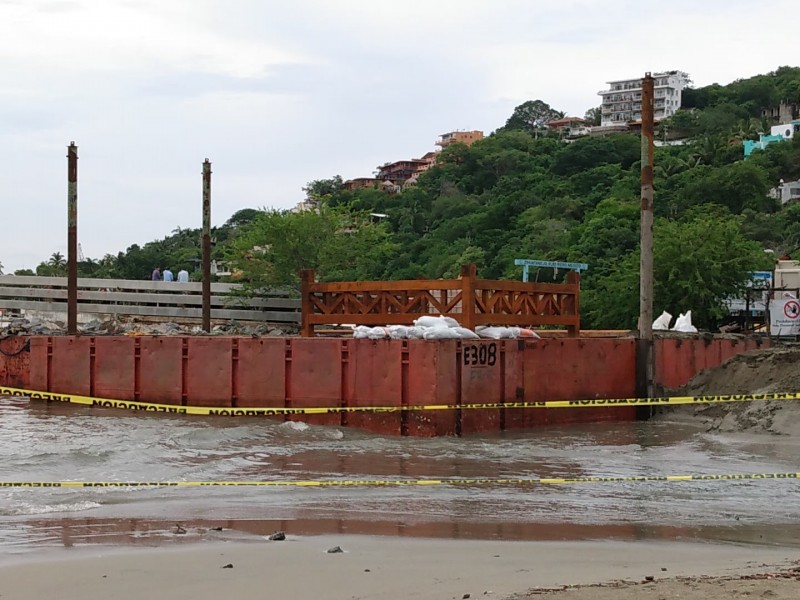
xmin=654 ymin=336 xmax=768 ymax=390
xmin=0 ymin=335 xmax=768 ymax=435
xmin=515 ymin=338 xmax=638 ymax=429
xmin=0 ymin=337 xmax=30 ymax=389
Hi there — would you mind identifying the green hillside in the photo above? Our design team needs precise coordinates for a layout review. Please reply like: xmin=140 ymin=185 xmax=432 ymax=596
xmin=24 ymin=67 xmax=800 ymax=330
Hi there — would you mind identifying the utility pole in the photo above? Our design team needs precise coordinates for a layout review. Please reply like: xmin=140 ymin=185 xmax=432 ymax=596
xmin=67 ymin=142 xmax=78 ymax=334
xmin=202 ymin=159 xmax=212 ymax=332
xmin=638 ymin=73 xmax=655 ymax=398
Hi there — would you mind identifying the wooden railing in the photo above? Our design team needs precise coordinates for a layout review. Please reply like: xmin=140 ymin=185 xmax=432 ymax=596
xmin=0 ymin=275 xmax=300 ymax=324
xmin=301 ymin=264 xmax=580 ymax=336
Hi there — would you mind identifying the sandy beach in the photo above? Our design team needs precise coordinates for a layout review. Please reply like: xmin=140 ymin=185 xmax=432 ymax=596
xmin=0 ymin=535 xmax=798 ymax=599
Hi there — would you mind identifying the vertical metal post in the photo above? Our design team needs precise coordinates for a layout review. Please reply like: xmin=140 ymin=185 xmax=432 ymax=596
xmin=460 ymin=263 xmax=477 ymax=330
xmin=202 ymin=159 xmax=212 ymax=332
xmin=67 ymin=142 xmax=78 ymax=334
xmin=638 ymin=73 xmax=655 ymax=398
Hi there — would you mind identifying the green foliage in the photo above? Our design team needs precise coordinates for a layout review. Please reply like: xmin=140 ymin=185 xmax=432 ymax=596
xmin=18 ymin=66 xmax=800 ymax=332
xmin=584 ymin=106 xmax=602 ymax=126
xmin=503 ymin=99 xmax=565 ymax=132
xmin=585 ymin=208 xmax=772 ymax=329
xmin=551 ymin=135 xmax=639 ymax=176
xmin=683 ymin=67 xmax=800 ymax=115
xmin=302 ymin=175 xmax=344 ymax=202
xmin=226 ymin=206 xmax=396 ymax=293
xmin=35 ymin=252 xmax=67 ymax=277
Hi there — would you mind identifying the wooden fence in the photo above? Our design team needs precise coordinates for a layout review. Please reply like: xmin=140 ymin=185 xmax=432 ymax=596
xmin=0 ymin=275 xmax=301 ymax=323
xmin=300 ymin=264 xmax=580 ymax=336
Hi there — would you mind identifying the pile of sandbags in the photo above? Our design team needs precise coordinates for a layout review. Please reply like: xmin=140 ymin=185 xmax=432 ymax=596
xmin=351 ymin=317 xmax=541 ymax=340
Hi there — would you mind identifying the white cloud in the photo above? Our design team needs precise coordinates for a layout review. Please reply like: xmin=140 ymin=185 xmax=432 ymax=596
xmin=0 ymin=0 xmax=310 ymax=78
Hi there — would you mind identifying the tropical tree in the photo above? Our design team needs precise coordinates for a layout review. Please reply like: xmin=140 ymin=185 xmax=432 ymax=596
xmin=49 ymin=252 xmax=66 ymax=270
xmin=503 ymin=100 xmax=565 ymax=132
xmin=583 ymin=106 xmax=602 ymax=126
xmin=226 ymin=206 xmax=397 ymax=293
xmin=35 ymin=252 xmax=67 ymax=276
xmin=584 ymin=207 xmax=772 ymax=329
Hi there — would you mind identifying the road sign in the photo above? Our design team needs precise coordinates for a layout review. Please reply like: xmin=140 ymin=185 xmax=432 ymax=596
xmin=770 ymin=298 xmax=800 ymax=336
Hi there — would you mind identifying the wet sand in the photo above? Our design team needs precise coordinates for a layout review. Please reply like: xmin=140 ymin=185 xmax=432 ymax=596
xmin=0 ymin=535 xmax=798 ymax=599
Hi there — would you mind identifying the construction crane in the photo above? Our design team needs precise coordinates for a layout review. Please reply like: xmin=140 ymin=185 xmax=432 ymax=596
xmin=77 ymin=243 xmax=85 ymax=262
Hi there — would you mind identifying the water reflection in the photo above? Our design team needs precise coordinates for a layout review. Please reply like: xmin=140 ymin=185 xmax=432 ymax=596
xmin=1 ymin=400 xmax=800 ymax=556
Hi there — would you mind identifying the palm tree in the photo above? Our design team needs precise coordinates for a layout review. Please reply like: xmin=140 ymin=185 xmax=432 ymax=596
xmin=45 ymin=252 xmax=67 ymax=276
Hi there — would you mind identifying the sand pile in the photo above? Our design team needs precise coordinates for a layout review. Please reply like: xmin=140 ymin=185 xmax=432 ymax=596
xmin=658 ymin=346 xmax=800 ymax=435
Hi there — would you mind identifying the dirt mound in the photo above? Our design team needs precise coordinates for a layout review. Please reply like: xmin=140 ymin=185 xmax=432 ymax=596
xmin=657 ymin=346 xmax=800 ymax=435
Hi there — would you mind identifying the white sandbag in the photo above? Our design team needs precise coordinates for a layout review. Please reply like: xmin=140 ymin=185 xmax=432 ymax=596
xmin=453 ymin=327 xmax=480 ymax=339
xmin=652 ymin=311 xmax=672 ymax=331
xmin=367 ymin=326 xmax=390 ymax=339
xmin=671 ymin=311 xmax=698 ymax=333
xmin=513 ymin=327 xmax=541 ymax=339
xmin=352 ymin=326 xmax=372 ymax=339
xmin=413 ymin=315 xmax=460 ymax=328
xmin=438 ymin=316 xmax=460 ymax=328
xmin=477 ymin=326 xmax=515 ymax=339
xmin=422 ymin=327 xmax=462 ymax=340
xmin=414 ymin=315 xmax=449 ymax=328
xmin=476 ymin=326 xmax=506 ymax=339
xmin=387 ymin=325 xmax=411 ymax=339
xmin=406 ymin=326 xmax=427 ymax=339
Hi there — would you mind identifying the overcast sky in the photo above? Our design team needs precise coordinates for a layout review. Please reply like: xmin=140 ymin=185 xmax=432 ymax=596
xmin=1 ymin=0 xmax=796 ymax=272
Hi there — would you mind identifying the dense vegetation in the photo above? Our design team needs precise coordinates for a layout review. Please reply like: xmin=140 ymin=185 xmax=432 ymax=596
xmin=18 ymin=67 xmax=800 ymax=330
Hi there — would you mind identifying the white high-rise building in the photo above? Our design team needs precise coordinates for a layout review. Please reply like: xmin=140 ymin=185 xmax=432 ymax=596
xmin=598 ymin=71 xmax=690 ymax=127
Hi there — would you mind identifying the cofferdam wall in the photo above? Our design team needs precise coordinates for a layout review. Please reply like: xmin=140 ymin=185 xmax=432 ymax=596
xmin=0 ymin=335 xmax=768 ymax=436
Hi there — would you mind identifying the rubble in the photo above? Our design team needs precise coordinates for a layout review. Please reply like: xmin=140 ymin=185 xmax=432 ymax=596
xmin=0 ymin=316 xmax=298 ymax=338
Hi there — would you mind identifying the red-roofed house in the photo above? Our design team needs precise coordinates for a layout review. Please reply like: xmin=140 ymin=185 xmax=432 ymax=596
xmin=546 ymin=117 xmax=590 ymax=139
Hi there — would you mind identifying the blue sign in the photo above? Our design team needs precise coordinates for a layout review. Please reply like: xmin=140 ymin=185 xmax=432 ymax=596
xmin=514 ymin=259 xmax=589 ymax=282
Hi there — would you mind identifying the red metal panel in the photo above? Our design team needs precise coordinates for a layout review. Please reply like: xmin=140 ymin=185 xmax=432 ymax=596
xmin=94 ymin=337 xmax=135 ymax=400
xmin=186 ymin=337 xmax=232 ymax=407
xmin=50 ymin=336 xmax=91 ymax=396
xmin=691 ymin=339 xmax=711 ymax=376
xmin=288 ymin=338 xmax=342 ymax=427
xmin=346 ymin=339 xmax=402 ymax=435
xmin=521 ymin=339 xmax=636 ymax=428
xmin=655 ymin=338 xmax=697 ymax=390
xmin=553 ymin=339 xmax=636 ymax=426
xmin=236 ymin=338 xmax=286 ymax=410
xmin=406 ymin=340 xmax=458 ymax=437
xmin=459 ymin=341 xmax=502 ymax=435
xmin=0 ymin=336 xmax=31 ymax=389
xmin=719 ymin=339 xmax=740 ymax=366
xmin=501 ymin=341 xmax=524 ymax=431
xmin=139 ymin=337 xmax=183 ymax=405
xmin=28 ymin=337 xmax=49 ymax=391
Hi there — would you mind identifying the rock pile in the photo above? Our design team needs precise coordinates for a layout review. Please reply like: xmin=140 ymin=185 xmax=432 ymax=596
xmin=0 ymin=316 xmax=297 ymax=337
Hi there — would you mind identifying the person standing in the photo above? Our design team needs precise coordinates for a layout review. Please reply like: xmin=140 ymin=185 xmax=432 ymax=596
xmin=163 ymin=267 xmax=174 ymax=282
xmin=151 ymin=267 xmax=161 ymax=281
xmin=177 ymin=268 xmax=189 ymax=283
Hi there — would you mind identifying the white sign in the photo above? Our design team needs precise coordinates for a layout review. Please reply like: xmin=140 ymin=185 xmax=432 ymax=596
xmin=770 ymin=298 xmax=800 ymax=336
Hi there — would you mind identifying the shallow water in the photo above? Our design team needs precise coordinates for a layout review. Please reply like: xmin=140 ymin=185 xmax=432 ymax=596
xmin=1 ymin=397 xmax=800 ymax=557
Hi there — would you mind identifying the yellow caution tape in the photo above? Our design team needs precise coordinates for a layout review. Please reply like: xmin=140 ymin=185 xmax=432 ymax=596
xmin=2 ymin=385 xmax=800 ymax=416
xmin=0 ymin=473 xmax=799 ymax=488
